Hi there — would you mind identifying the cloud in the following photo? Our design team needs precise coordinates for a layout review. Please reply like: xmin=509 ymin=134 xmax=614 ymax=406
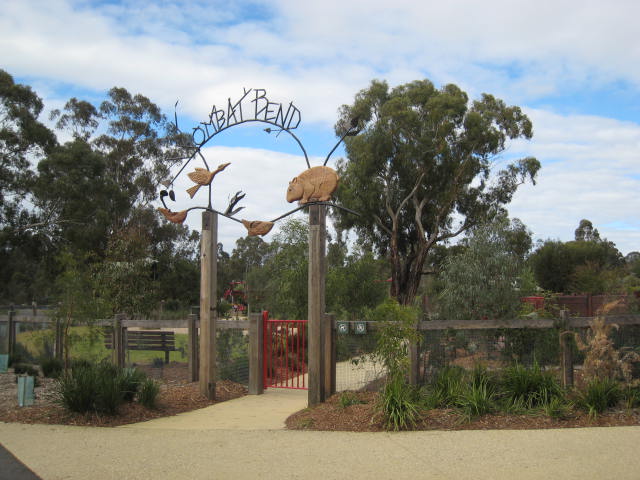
xmin=507 ymin=109 xmax=640 ymax=254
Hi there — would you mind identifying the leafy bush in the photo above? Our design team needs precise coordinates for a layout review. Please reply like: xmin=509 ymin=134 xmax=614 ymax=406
xmin=56 ymin=361 xmax=127 ymax=414
xmin=13 ymin=363 xmax=39 ymax=377
xmin=457 ymin=380 xmax=496 ymax=420
xmin=40 ymin=357 xmax=63 ymax=378
xmin=138 ymin=378 xmax=160 ymax=409
xmin=339 ymin=391 xmax=364 ymax=408
xmin=574 ymin=378 xmax=621 ymax=418
xmin=377 ymin=375 xmax=420 ymax=431
xmin=621 ymin=384 xmax=640 ymax=409
xmin=151 ymin=357 xmax=164 ymax=368
xmin=542 ymin=396 xmax=572 ymax=419
xmin=56 ymin=362 xmax=98 ymax=413
xmin=120 ymin=368 xmax=147 ymax=402
xmin=422 ymin=366 xmax=466 ymax=409
xmin=500 ymin=362 xmax=561 ymax=408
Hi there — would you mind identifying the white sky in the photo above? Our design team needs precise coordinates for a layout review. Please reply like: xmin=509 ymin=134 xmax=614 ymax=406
xmin=1 ymin=0 xmax=639 ymax=254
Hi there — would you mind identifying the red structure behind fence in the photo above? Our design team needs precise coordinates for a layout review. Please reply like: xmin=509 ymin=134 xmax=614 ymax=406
xmin=262 ymin=311 xmax=308 ymax=390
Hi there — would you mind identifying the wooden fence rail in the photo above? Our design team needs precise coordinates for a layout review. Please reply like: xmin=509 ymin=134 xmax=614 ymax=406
xmin=3 ymin=309 xmax=640 ymax=390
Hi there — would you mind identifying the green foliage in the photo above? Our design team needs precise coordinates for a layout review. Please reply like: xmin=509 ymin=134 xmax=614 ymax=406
xmin=377 ymin=375 xmax=420 ymax=431
xmin=541 ymin=396 xmax=572 ymax=419
xmin=457 ymin=380 xmax=496 ymax=421
xmin=500 ymin=363 xmax=562 ymax=408
xmin=620 ymin=384 xmax=640 ymax=409
xmin=530 ymin=226 xmax=624 ymax=294
xmin=56 ymin=361 xmax=154 ymax=415
xmin=339 ymin=391 xmax=364 ymax=408
xmin=368 ymin=299 xmax=420 ymax=376
xmin=138 ymin=378 xmax=161 ymax=409
xmin=217 ymin=329 xmax=249 ymax=383
xmin=437 ymin=217 xmax=532 ymax=320
xmin=334 ymin=78 xmax=539 ymax=305
xmin=120 ymin=368 xmax=147 ymax=402
xmin=13 ymin=363 xmax=39 ymax=377
xmin=40 ymin=357 xmax=63 ymax=379
xmin=422 ymin=366 xmax=466 ymax=408
xmin=574 ymin=378 xmax=621 ymax=418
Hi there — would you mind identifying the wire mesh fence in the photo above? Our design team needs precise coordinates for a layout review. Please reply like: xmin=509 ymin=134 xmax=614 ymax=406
xmin=216 ymin=327 xmax=249 ymax=385
xmin=335 ymin=327 xmax=385 ymax=392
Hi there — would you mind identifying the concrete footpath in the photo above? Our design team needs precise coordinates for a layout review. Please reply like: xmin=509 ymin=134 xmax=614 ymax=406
xmin=1 ymin=389 xmax=640 ymax=480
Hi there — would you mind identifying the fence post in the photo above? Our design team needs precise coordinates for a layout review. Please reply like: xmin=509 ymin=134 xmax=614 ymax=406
xmin=308 ymin=204 xmax=326 ymax=406
xmin=8 ymin=305 xmax=15 ymax=360
xmin=188 ymin=313 xmax=198 ymax=382
xmin=248 ymin=313 xmax=264 ymax=395
xmin=559 ymin=309 xmax=574 ymax=388
xmin=323 ymin=313 xmax=335 ymax=397
xmin=409 ymin=341 xmax=420 ymax=386
xmin=113 ymin=313 xmax=126 ymax=368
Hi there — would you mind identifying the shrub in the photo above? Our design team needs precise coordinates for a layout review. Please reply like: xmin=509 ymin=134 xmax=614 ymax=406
xmin=423 ymin=366 xmax=465 ymax=409
xmin=40 ymin=358 xmax=63 ymax=379
xmin=138 ymin=378 xmax=160 ymax=409
xmin=500 ymin=362 xmax=561 ymax=408
xmin=339 ymin=391 xmax=364 ymax=408
xmin=457 ymin=380 xmax=495 ymax=421
xmin=56 ymin=363 xmax=98 ymax=413
xmin=621 ymin=384 xmax=640 ymax=409
xmin=377 ymin=375 xmax=420 ymax=431
xmin=152 ymin=357 xmax=165 ymax=368
xmin=574 ymin=378 xmax=621 ymax=418
xmin=55 ymin=361 xmax=129 ymax=415
xmin=542 ymin=396 xmax=572 ymax=419
xmin=120 ymin=368 xmax=147 ymax=402
xmin=13 ymin=363 xmax=39 ymax=377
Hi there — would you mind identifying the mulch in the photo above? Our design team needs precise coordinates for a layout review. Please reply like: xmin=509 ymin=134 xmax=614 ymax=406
xmin=285 ymin=391 xmax=640 ymax=432
xmin=0 ymin=363 xmax=246 ymax=428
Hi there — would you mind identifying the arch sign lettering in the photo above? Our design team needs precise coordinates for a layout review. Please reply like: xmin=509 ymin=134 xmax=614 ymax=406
xmin=157 ymin=88 xmax=359 ymax=235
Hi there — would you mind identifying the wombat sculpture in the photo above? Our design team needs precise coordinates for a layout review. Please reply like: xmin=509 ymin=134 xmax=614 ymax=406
xmin=286 ymin=166 xmax=339 ymax=204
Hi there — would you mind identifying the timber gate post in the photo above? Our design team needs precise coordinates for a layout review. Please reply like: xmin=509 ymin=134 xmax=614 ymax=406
xmin=324 ymin=313 xmax=336 ymax=397
xmin=199 ymin=210 xmax=217 ymax=400
xmin=308 ymin=204 xmax=326 ymax=406
xmin=248 ymin=312 xmax=264 ymax=395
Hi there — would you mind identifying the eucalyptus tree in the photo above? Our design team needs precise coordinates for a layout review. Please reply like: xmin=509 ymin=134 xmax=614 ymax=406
xmin=334 ymin=79 xmax=540 ymax=305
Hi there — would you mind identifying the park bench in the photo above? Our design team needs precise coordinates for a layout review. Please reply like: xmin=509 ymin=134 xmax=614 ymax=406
xmin=104 ymin=330 xmax=176 ymax=364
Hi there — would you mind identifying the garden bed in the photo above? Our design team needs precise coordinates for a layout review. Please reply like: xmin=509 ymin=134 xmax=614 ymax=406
xmin=0 ymin=363 xmax=246 ymax=427
xmin=286 ymin=390 xmax=640 ymax=432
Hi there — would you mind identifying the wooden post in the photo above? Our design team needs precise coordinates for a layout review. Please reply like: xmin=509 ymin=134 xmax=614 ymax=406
xmin=54 ymin=319 xmax=63 ymax=361
xmin=308 ymin=204 xmax=326 ymax=406
xmin=7 ymin=306 xmax=15 ymax=359
xmin=199 ymin=210 xmax=217 ymax=400
xmin=188 ymin=313 xmax=198 ymax=382
xmin=409 ymin=341 xmax=420 ymax=386
xmin=559 ymin=309 xmax=574 ymax=388
xmin=323 ymin=313 xmax=336 ymax=397
xmin=113 ymin=313 xmax=125 ymax=368
xmin=249 ymin=312 xmax=264 ymax=395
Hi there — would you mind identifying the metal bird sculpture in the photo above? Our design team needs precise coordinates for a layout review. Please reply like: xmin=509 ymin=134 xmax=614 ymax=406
xmin=224 ymin=191 xmax=246 ymax=216
xmin=157 ymin=208 xmax=188 ymax=224
xmin=241 ymin=219 xmax=274 ymax=236
xmin=186 ymin=162 xmax=231 ymax=198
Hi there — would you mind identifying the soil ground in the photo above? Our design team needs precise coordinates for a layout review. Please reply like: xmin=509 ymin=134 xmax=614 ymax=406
xmin=0 ymin=363 xmax=246 ymax=427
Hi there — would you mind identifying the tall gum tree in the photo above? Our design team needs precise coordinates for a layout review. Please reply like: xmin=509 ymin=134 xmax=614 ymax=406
xmin=334 ymin=79 xmax=540 ymax=305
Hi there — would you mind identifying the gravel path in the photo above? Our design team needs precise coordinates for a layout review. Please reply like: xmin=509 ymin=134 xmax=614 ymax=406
xmin=1 ymin=422 xmax=640 ymax=480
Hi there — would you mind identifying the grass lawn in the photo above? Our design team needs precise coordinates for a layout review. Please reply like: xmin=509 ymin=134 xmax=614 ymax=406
xmin=15 ymin=326 xmax=189 ymax=365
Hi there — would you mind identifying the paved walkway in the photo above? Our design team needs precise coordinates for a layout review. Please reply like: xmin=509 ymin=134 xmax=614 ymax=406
xmin=1 ymin=389 xmax=640 ymax=480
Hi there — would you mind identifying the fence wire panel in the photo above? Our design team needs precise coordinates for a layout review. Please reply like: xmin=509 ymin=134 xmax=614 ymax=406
xmin=217 ymin=327 xmax=249 ymax=385
xmin=335 ymin=330 xmax=386 ymax=392
xmin=419 ymin=328 xmax=561 ymax=384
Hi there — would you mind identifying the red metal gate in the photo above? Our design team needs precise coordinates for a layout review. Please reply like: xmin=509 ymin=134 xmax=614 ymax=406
xmin=262 ymin=311 xmax=308 ymax=390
